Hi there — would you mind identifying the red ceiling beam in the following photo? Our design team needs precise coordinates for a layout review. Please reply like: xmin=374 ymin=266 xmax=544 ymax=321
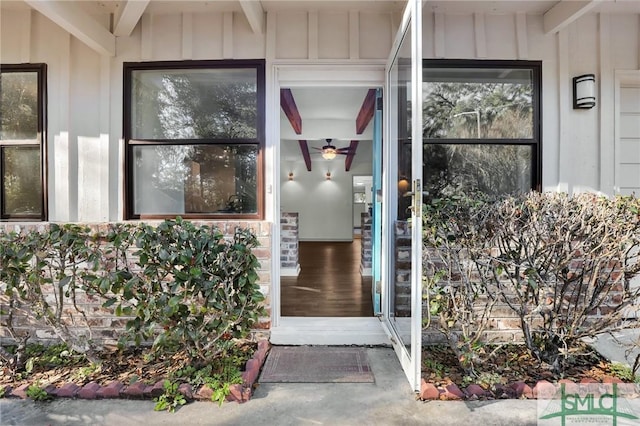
xmin=281 ymin=89 xmax=302 ymax=135
xmin=355 ymin=89 xmax=376 ymax=135
xmin=298 ymin=140 xmax=312 ymax=171
xmin=344 ymin=140 xmax=359 ymax=172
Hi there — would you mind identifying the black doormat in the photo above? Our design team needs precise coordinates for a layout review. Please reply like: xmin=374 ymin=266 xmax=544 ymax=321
xmin=259 ymin=346 xmax=375 ymax=383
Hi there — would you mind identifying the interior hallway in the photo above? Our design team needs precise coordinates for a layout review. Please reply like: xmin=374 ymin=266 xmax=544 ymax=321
xmin=280 ymin=240 xmax=373 ymax=317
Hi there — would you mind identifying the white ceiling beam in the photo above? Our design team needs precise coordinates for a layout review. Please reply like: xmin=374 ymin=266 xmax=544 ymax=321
xmin=239 ymin=0 xmax=264 ymax=34
xmin=113 ymin=0 xmax=150 ymax=37
xmin=24 ymin=0 xmax=115 ymax=56
xmin=543 ymin=0 xmax=600 ymax=34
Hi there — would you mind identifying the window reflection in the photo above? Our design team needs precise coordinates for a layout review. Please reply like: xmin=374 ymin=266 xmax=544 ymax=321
xmin=0 ymin=72 xmax=39 ymax=141
xmin=133 ymin=144 xmax=258 ymax=215
xmin=423 ymin=68 xmax=533 ymax=140
xmin=132 ymin=69 xmax=257 ymax=140
xmin=2 ymin=146 xmax=42 ymax=216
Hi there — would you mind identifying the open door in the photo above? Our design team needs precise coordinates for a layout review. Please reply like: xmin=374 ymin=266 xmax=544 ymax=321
xmin=382 ymin=0 xmax=423 ymax=392
xmin=371 ymin=88 xmax=382 ymax=315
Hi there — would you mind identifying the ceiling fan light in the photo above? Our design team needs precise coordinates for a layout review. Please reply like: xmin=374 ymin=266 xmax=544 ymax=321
xmin=322 ymin=151 xmax=336 ymax=160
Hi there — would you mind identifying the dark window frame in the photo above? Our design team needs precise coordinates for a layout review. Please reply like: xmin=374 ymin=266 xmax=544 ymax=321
xmin=422 ymin=59 xmax=542 ymax=192
xmin=0 ymin=63 xmax=48 ymax=221
xmin=123 ymin=59 xmax=265 ymax=220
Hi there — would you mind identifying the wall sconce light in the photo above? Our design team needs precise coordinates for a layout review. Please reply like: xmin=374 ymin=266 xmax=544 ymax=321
xmin=288 ymin=172 xmax=294 ymax=181
xmin=326 ymin=172 xmax=331 ymax=180
xmin=573 ymin=74 xmax=596 ymax=109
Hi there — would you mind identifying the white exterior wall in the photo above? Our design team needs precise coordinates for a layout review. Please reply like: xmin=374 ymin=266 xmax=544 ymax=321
xmin=1 ymin=4 xmax=640 ymax=221
xmin=0 ymin=6 xmax=393 ymax=222
xmin=423 ymin=9 xmax=640 ymax=195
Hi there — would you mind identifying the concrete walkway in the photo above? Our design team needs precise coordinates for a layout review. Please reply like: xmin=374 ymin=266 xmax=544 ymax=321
xmin=0 ymin=348 xmax=540 ymax=426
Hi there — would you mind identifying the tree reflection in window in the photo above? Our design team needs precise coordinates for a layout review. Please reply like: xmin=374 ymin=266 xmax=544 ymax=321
xmin=132 ymin=69 xmax=257 ymax=140
xmin=127 ymin=63 xmax=263 ymax=218
xmin=419 ymin=63 xmax=540 ymax=205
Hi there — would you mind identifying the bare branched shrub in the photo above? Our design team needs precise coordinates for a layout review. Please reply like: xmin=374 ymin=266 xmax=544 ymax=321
xmin=423 ymin=191 xmax=640 ymax=375
xmin=422 ymin=192 xmax=498 ymax=376
xmin=484 ymin=192 xmax=640 ymax=372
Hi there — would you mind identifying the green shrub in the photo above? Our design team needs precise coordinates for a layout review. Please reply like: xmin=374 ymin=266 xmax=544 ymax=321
xmin=1 ymin=218 xmax=266 ymax=373
xmin=87 ymin=218 xmax=266 ymax=364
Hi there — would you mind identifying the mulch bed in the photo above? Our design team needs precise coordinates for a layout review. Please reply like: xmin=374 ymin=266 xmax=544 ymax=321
xmin=0 ymin=340 xmax=270 ymax=403
xmin=420 ymin=343 xmax=635 ymax=400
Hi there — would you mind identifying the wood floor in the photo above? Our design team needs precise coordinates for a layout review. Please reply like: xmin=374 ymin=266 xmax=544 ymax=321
xmin=280 ymin=240 xmax=374 ymax=317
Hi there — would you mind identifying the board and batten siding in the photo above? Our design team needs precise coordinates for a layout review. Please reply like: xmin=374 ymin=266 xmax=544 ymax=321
xmin=1 ymin=6 xmax=640 ymax=223
xmin=0 ymin=7 xmax=395 ymax=223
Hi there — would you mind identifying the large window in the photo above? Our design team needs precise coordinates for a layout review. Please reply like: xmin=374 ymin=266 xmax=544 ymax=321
xmin=419 ymin=60 xmax=541 ymax=203
xmin=123 ymin=60 xmax=264 ymax=219
xmin=0 ymin=64 xmax=47 ymax=220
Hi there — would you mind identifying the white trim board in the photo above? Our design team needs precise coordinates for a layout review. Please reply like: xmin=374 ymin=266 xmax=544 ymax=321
xmin=270 ymin=317 xmax=392 ymax=346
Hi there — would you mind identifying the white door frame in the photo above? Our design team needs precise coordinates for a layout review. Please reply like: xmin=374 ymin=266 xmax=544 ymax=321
xmin=267 ymin=61 xmax=386 ymax=338
xmin=614 ymin=70 xmax=640 ymax=194
xmin=380 ymin=0 xmax=423 ymax=392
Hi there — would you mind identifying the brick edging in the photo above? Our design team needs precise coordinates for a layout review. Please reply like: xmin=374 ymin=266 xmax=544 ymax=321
xmin=419 ymin=376 xmax=629 ymax=401
xmin=5 ymin=340 xmax=271 ymax=404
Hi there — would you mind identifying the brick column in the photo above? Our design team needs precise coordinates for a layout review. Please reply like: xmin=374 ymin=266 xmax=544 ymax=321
xmin=360 ymin=213 xmax=372 ymax=276
xmin=280 ymin=212 xmax=300 ymax=276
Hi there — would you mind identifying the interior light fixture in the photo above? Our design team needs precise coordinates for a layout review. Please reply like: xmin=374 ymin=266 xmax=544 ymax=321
xmin=288 ymin=172 xmax=294 ymax=181
xmin=326 ymin=171 xmax=331 ymax=180
xmin=573 ymin=74 xmax=596 ymax=109
xmin=322 ymin=148 xmax=337 ymax=160
xmin=398 ymin=177 xmax=410 ymax=194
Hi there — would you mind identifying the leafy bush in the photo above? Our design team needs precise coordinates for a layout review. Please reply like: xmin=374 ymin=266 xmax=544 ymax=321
xmin=0 ymin=224 xmax=103 ymax=368
xmin=86 ymin=217 xmax=266 ymax=365
xmin=423 ymin=191 xmax=640 ymax=374
xmin=1 ymin=219 xmax=266 ymax=374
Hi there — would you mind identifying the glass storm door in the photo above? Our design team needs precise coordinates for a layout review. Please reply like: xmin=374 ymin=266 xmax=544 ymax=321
xmin=383 ymin=0 xmax=423 ymax=392
xmin=372 ymin=88 xmax=383 ymax=315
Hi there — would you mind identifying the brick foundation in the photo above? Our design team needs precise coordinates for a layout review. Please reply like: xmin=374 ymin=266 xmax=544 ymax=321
xmin=0 ymin=220 xmax=272 ymax=347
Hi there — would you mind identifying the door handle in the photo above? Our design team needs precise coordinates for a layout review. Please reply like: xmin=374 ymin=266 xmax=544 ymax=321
xmin=410 ymin=179 xmax=422 ymax=215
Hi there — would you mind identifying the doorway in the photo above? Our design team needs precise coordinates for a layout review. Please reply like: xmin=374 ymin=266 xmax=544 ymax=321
xmin=279 ymin=86 xmax=378 ymax=318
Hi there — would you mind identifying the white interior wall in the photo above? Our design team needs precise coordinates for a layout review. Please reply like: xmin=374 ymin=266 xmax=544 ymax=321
xmin=280 ymin=141 xmax=373 ymax=241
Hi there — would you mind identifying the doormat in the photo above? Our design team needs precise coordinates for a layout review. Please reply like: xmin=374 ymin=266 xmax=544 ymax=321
xmin=259 ymin=346 xmax=375 ymax=383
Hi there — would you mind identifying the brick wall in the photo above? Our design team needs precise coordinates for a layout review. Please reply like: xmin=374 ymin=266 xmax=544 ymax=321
xmin=394 ymin=221 xmax=412 ymax=317
xmin=0 ymin=220 xmax=273 ymax=346
xmin=360 ymin=213 xmax=372 ymax=276
xmin=280 ymin=212 xmax=300 ymax=276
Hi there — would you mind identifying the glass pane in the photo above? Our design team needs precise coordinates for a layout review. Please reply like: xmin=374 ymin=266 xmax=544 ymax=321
xmin=131 ymin=68 xmax=257 ymax=140
xmin=0 ymin=72 xmax=39 ymax=140
xmin=133 ymin=144 xmax=258 ymax=215
xmin=423 ymin=144 xmax=532 ymax=199
xmin=2 ymin=146 xmax=42 ymax=216
xmin=389 ymin=17 xmax=412 ymax=344
xmin=423 ymin=68 xmax=533 ymax=139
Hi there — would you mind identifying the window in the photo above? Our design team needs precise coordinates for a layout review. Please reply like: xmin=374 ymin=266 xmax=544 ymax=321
xmin=0 ymin=64 xmax=47 ymax=220
xmin=123 ymin=60 xmax=264 ymax=219
xmin=420 ymin=60 xmax=541 ymax=202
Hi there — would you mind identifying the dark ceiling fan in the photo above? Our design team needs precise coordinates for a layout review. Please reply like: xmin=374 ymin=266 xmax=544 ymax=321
xmin=312 ymin=139 xmax=353 ymax=160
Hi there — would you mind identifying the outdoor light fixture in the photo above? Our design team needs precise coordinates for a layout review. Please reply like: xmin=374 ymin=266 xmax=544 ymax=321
xmin=322 ymin=148 xmax=337 ymax=160
xmin=288 ymin=172 xmax=294 ymax=181
xmin=573 ymin=74 xmax=596 ymax=109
